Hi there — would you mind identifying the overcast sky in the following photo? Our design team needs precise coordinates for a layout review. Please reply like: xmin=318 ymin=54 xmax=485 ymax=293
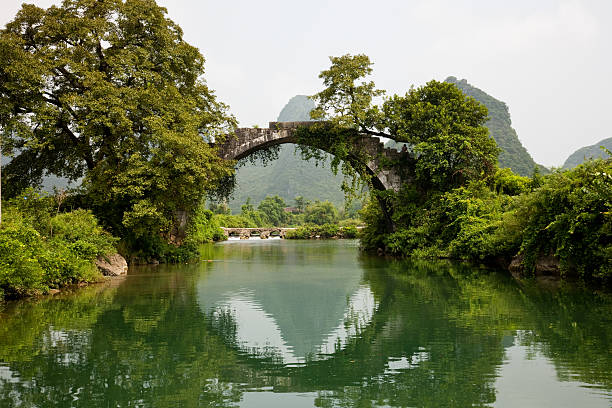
xmin=2 ymin=0 xmax=610 ymax=167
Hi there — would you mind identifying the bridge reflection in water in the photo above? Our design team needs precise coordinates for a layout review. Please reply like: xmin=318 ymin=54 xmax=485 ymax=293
xmin=0 ymin=240 xmax=611 ymax=407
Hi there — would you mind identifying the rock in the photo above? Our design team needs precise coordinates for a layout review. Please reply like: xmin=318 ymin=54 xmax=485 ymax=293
xmin=96 ymin=253 xmax=129 ymax=276
xmin=535 ymin=254 xmax=561 ymax=275
xmin=509 ymin=253 xmax=561 ymax=277
xmin=508 ymin=254 xmax=525 ymax=274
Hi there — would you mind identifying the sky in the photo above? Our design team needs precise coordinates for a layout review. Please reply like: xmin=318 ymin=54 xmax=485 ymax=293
xmin=1 ymin=0 xmax=610 ymax=167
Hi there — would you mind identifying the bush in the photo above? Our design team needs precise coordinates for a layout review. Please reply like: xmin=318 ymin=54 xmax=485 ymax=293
xmin=341 ymin=225 xmax=358 ymax=238
xmin=0 ymin=225 xmax=46 ymax=296
xmin=511 ymin=160 xmax=611 ymax=279
xmin=120 ymin=234 xmax=198 ymax=264
xmin=50 ymin=210 xmax=118 ymax=258
xmin=491 ymin=168 xmax=530 ymax=196
xmin=361 ymin=158 xmax=611 ymax=283
xmin=37 ymin=241 xmax=99 ymax=287
xmin=0 ymin=198 xmax=119 ymax=299
xmin=186 ymin=208 xmax=226 ymax=244
xmin=338 ymin=218 xmax=362 ymax=228
xmin=304 ymin=201 xmax=339 ymax=225
xmin=285 ymin=224 xmax=345 ymax=239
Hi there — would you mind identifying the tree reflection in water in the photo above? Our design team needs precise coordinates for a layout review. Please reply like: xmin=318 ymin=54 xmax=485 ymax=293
xmin=0 ymin=241 xmax=610 ymax=407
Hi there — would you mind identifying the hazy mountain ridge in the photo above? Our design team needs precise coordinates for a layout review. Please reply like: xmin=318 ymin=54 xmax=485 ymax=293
xmin=563 ymin=137 xmax=612 ymax=169
xmin=445 ymin=77 xmax=540 ymax=176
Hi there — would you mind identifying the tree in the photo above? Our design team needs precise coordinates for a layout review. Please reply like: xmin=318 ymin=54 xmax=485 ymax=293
xmin=380 ymin=82 xmax=498 ymax=192
xmin=0 ymin=0 xmax=235 ymax=239
xmin=294 ymin=196 xmax=306 ymax=212
xmin=309 ymin=54 xmax=498 ymax=194
xmin=304 ymin=200 xmax=338 ymax=225
xmin=241 ymin=197 xmax=254 ymax=213
xmin=310 ymin=54 xmax=384 ymax=130
xmin=257 ymin=195 xmax=287 ymax=226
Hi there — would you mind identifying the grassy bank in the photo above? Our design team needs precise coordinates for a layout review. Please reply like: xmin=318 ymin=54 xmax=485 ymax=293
xmin=0 ymin=190 xmax=117 ymax=300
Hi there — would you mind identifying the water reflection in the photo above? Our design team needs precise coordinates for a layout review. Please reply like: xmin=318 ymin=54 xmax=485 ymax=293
xmin=0 ymin=240 xmax=610 ymax=407
xmin=199 ymin=240 xmax=376 ymax=364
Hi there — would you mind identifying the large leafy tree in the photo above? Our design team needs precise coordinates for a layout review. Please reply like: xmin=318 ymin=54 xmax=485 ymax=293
xmin=309 ymin=54 xmax=498 ymax=194
xmin=0 ymin=0 xmax=235 ymax=237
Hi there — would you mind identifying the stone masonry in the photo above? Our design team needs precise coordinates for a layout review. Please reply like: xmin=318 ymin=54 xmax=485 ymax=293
xmin=215 ymin=121 xmax=406 ymax=191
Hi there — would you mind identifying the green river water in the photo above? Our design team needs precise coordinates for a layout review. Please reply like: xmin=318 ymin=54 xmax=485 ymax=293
xmin=0 ymin=239 xmax=611 ymax=407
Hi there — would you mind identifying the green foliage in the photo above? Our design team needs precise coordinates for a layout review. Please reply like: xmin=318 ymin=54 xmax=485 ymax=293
xmin=285 ymin=224 xmax=348 ymax=239
xmin=0 ymin=225 xmax=46 ymax=295
xmin=258 ymin=195 xmax=288 ymax=226
xmin=362 ymin=159 xmax=612 ymax=282
xmin=8 ymin=188 xmax=55 ymax=235
xmin=511 ymin=159 xmax=611 ymax=278
xmin=214 ymin=214 xmax=258 ymax=228
xmin=120 ymin=234 xmax=197 ymax=264
xmin=341 ymin=225 xmax=358 ymax=238
xmin=0 ymin=198 xmax=117 ymax=298
xmin=310 ymin=54 xmax=384 ymax=129
xmin=358 ymin=195 xmax=390 ymax=251
xmin=240 ymin=197 xmax=266 ymax=226
xmin=380 ymin=81 xmax=499 ymax=192
xmin=304 ymin=200 xmax=339 ymax=225
xmin=0 ymin=0 xmax=235 ymax=244
xmin=185 ymin=208 xmax=226 ymax=245
xmin=491 ymin=168 xmax=531 ymax=196
xmin=50 ymin=210 xmax=118 ymax=258
xmin=338 ymin=218 xmax=362 ymax=228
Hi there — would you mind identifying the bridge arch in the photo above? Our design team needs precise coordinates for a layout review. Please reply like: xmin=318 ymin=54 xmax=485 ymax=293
xmin=215 ymin=121 xmax=404 ymax=192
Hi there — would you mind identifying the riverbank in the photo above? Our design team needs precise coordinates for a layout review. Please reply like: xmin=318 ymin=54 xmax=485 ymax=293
xmin=360 ymin=159 xmax=611 ymax=285
xmin=0 ymin=193 xmax=120 ymax=301
xmin=284 ymin=224 xmax=358 ymax=239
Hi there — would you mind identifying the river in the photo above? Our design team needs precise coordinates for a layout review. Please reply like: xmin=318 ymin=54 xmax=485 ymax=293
xmin=0 ymin=239 xmax=611 ymax=407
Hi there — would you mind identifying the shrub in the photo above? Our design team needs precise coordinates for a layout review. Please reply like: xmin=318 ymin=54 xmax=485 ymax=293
xmin=37 ymin=241 xmax=99 ymax=287
xmin=0 ymin=225 xmax=46 ymax=296
xmin=491 ymin=168 xmax=530 ymax=196
xmin=304 ymin=201 xmax=339 ymax=225
xmin=0 ymin=199 xmax=118 ymax=299
xmin=511 ymin=160 xmax=611 ymax=279
xmin=340 ymin=225 xmax=358 ymax=238
xmin=186 ymin=208 xmax=226 ymax=244
xmin=50 ymin=209 xmax=118 ymax=258
xmin=285 ymin=224 xmax=340 ymax=239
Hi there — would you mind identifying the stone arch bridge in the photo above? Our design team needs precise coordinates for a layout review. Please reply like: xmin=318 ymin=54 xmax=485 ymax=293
xmin=215 ymin=121 xmax=405 ymax=192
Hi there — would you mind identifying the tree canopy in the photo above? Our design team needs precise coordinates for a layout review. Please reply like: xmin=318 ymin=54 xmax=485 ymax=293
xmin=0 ymin=0 xmax=235 ymax=237
xmin=307 ymin=54 xmax=499 ymax=193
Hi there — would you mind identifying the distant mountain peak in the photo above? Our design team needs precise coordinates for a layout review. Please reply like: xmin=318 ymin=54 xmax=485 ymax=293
xmin=445 ymin=76 xmax=538 ymax=176
xmin=277 ymin=95 xmax=315 ymax=122
xmin=563 ymin=137 xmax=612 ymax=169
